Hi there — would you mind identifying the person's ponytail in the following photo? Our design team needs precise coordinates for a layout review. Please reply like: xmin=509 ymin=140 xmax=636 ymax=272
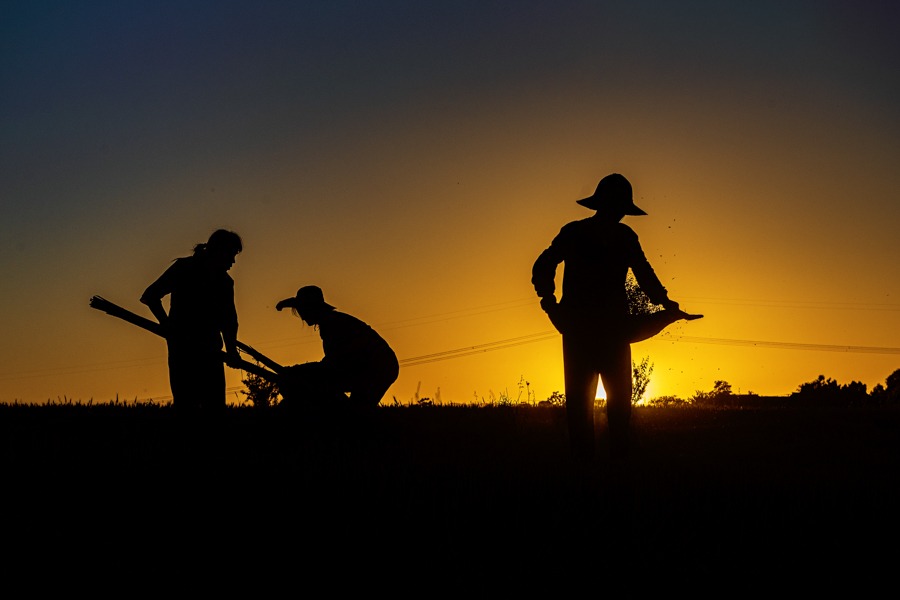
xmin=206 ymin=230 xmax=243 ymax=255
xmin=191 ymin=230 xmax=242 ymax=256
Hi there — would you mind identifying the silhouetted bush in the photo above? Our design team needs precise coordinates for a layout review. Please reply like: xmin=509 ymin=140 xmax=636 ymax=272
xmin=648 ymin=395 xmax=690 ymax=407
xmin=691 ymin=380 xmax=733 ymax=406
xmin=868 ymin=368 xmax=900 ymax=406
xmin=888 ymin=369 xmax=900 ymax=399
xmin=791 ymin=375 xmax=868 ymax=407
xmin=241 ymin=361 xmax=281 ymax=407
xmin=539 ymin=391 xmax=566 ymax=407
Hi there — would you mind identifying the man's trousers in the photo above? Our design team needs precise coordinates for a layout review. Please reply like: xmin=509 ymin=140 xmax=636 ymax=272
xmin=562 ymin=330 xmax=632 ymax=461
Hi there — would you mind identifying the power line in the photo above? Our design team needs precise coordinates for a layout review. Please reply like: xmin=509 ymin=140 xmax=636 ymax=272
xmin=0 ymin=356 xmax=169 ymax=382
xmin=399 ymin=331 xmax=558 ymax=367
xmin=253 ymin=296 xmax=538 ymax=350
xmin=7 ymin=329 xmax=900 ymax=382
xmin=6 ymin=292 xmax=899 ymax=382
xmin=2 ymin=297 xmax=542 ymax=381
xmin=398 ymin=331 xmax=900 ymax=368
xmin=376 ymin=297 xmax=537 ymax=328
xmin=679 ymin=296 xmax=900 ymax=313
xmin=660 ymin=335 xmax=900 ymax=355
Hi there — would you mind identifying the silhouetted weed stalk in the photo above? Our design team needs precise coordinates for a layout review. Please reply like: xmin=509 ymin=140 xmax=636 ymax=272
xmin=467 ymin=376 xmax=539 ymax=406
xmin=632 ymin=356 xmax=654 ymax=405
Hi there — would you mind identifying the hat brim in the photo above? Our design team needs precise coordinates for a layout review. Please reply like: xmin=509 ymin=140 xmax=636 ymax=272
xmin=576 ymin=197 xmax=647 ymax=215
xmin=280 ymin=298 xmax=336 ymax=311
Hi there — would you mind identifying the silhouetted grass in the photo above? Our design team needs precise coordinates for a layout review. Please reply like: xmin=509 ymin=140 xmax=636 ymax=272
xmin=2 ymin=402 xmax=897 ymax=572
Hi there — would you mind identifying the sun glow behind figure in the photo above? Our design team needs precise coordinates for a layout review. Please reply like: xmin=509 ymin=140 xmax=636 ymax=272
xmin=1 ymin=3 xmax=899 ymax=403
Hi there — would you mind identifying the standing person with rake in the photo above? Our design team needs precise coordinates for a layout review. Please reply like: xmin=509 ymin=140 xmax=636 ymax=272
xmin=532 ymin=174 xmax=701 ymax=462
xmin=141 ymin=229 xmax=244 ymax=410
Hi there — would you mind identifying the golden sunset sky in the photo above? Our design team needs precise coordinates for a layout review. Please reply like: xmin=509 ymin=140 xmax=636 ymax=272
xmin=2 ymin=1 xmax=899 ymax=403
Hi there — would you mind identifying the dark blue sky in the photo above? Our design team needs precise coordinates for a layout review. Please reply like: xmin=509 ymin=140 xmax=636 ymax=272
xmin=2 ymin=1 xmax=899 ymax=402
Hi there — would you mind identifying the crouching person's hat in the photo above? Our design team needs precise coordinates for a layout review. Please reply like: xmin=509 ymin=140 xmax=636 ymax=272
xmin=276 ymin=286 xmax=336 ymax=312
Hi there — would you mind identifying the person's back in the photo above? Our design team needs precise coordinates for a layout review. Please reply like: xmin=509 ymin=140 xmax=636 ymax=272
xmin=537 ymin=218 xmax=662 ymax=315
xmin=318 ymin=311 xmax=393 ymax=359
xmin=152 ymin=255 xmax=237 ymax=350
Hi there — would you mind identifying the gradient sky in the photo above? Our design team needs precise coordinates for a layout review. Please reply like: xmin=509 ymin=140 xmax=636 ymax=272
xmin=2 ymin=1 xmax=899 ymax=404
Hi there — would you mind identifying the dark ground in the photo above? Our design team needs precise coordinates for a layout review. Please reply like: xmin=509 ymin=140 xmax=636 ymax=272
xmin=2 ymin=403 xmax=898 ymax=579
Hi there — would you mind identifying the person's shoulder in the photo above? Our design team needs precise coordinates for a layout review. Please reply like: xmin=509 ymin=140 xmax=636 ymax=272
xmin=556 ymin=218 xmax=593 ymax=237
xmin=561 ymin=217 xmax=593 ymax=230
xmin=173 ymin=255 xmax=196 ymax=265
xmin=321 ymin=312 xmax=371 ymax=337
xmin=334 ymin=311 xmax=370 ymax=325
xmin=165 ymin=256 xmax=194 ymax=275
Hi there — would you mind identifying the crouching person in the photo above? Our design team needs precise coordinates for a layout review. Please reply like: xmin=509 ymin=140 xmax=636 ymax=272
xmin=275 ymin=286 xmax=399 ymax=410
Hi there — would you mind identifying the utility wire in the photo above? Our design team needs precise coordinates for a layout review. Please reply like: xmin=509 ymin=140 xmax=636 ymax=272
xmin=5 ymin=329 xmax=899 ymax=382
xmin=399 ymin=331 xmax=558 ymax=367
xmin=256 ymin=293 xmax=900 ymax=350
xmin=1 ymin=297 xmax=542 ymax=381
xmin=679 ymin=296 xmax=900 ymax=312
xmin=400 ymin=335 xmax=560 ymax=367
xmin=0 ymin=356 xmax=169 ymax=381
xmin=661 ymin=335 xmax=900 ymax=355
xmin=253 ymin=297 xmax=538 ymax=350
xmin=5 ymin=293 xmax=899 ymax=381
xmin=398 ymin=331 xmax=900 ymax=368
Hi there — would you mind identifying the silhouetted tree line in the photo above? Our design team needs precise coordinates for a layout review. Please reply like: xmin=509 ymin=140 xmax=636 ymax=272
xmin=791 ymin=375 xmax=868 ymax=407
xmin=792 ymin=369 xmax=900 ymax=407
xmin=689 ymin=380 xmax=736 ymax=407
xmin=871 ymin=369 xmax=900 ymax=405
xmin=649 ymin=368 xmax=900 ymax=408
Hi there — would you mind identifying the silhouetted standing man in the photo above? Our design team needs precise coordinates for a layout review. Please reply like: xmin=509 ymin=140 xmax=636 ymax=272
xmin=533 ymin=174 xmax=691 ymax=461
xmin=141 ymin=229 xmax=243 ymax=410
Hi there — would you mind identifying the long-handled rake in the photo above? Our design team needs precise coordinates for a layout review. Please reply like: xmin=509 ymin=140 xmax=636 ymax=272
xmin=88 ymin=295 xmax=284 ymax=381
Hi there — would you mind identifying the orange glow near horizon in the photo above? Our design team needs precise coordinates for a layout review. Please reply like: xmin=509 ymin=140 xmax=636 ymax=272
xmin=4 ymin=98 xmax=900 ymax=404
xmin=2 ymin=3 xmax=899 ymax=404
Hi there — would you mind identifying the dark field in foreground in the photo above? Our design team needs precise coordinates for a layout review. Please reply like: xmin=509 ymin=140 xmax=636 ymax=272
xmin=2 ymin=404 xmax=898 ymax=573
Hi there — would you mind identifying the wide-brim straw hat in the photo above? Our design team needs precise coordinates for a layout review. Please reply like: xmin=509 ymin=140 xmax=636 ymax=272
xmin=280 ymin=286 xmax=335 ymax=312
xmin=576 ymin=173 xmax=647 ymax=215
